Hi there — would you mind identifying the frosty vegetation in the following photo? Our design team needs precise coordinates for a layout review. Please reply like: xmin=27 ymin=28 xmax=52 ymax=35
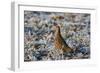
xmin=24 ymin=11 xmax=90 ymax=61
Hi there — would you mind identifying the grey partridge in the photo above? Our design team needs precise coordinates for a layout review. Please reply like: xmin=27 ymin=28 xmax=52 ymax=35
xmin=53 ymin=24 xmax=73 ymax=54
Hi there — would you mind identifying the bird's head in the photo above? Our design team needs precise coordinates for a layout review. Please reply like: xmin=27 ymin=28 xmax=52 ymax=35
xmin=51 ymin=23 xmax=61 ymax=35
xmin=53 ymin=22 xmax=61 ymax=31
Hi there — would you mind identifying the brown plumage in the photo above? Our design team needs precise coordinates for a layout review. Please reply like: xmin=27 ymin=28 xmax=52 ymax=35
xmin=53 ymin=24 xmax=73 ymax=53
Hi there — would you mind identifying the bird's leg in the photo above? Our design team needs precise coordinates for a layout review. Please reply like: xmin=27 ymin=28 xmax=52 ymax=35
xmin=54 ymin=48 xmax=58 ymax=60
xmin=57 ymin=49 xmax=61 ymax=60
xmin=60 ymin=49 xmax=64 ymax=60
xmin=55 ymin=49 xmax=63 ymax=60
xmin=61 ymin=53 xmax=63 ymax=60
xmin=61 ymin=46 xmax=64 ymax=59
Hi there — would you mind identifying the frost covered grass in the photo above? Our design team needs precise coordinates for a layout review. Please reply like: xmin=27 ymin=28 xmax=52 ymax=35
xmin=24 ymin=11 xmax=90 ymax=62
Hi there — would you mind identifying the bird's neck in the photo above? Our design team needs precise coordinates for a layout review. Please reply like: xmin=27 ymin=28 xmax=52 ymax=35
xmin=55 ymin=27 xmax=62 ymax=38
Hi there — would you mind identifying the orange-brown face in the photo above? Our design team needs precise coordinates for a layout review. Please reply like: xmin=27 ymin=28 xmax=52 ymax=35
xmin=55 ymin=25 xmax=60 ymax=31
xmin=51 ymin=24 xmax=60 ymax=32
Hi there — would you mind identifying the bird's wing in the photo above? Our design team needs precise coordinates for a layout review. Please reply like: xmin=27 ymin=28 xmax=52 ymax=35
xmin=60 ymin=36 xmax=69 ymax=47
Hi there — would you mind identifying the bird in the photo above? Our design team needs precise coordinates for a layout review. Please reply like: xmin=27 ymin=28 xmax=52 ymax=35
xmin=52 ymin=23 xmax=74 ymax=55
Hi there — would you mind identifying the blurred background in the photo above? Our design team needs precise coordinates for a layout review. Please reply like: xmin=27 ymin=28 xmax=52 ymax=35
xmin=24 ymin=11 xmax=90 ymax=61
